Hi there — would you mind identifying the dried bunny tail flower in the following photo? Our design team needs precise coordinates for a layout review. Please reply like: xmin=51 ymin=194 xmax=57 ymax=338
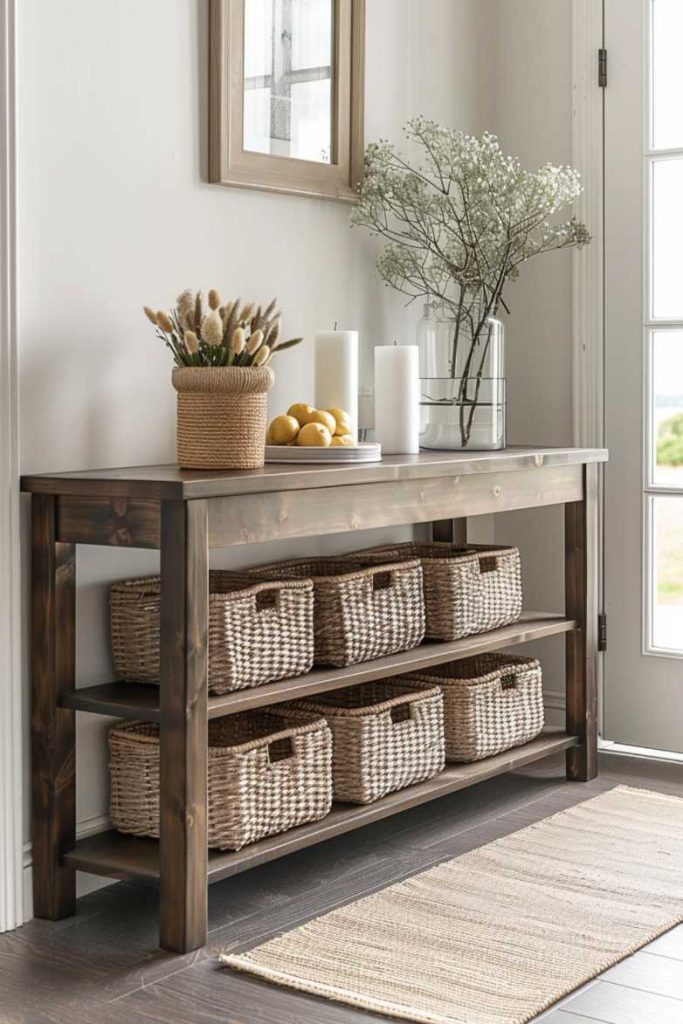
xmin=246 ymin=328 xmax=264 ymax=354
xmin=230 ymin=327 xmax=246 ymax=354
xmin=208 ymin=288 xmax=221 ymax=311
xmin=143 ymin=306 xmax=158 ymax=325
xmin=201 ymin=310 xmax=224 ymax=346
xmin=157 ymin=311 xmax=175 ymax=333
xmin=265 ymin=319 xmax=281 ymax=345
xmin=253 ymin=344 xmax=270 ymax=366
xmin=176 ymin=289 xmax=195 ymax=330
xmin=184 ymin=330 xmax=199 ymax=354
xmin=261 ymin=297 xmax=278 ymax=323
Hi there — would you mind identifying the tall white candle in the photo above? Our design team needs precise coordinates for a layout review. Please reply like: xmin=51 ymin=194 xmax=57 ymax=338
xmin=374 ymin=345 xmax=420 ymax=454
xmin=314 ymin=328 xmax=359 ymax=439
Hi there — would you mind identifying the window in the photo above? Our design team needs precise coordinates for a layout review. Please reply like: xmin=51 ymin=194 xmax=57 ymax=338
xmin=646 ymin=0 xmax=683 ymax=654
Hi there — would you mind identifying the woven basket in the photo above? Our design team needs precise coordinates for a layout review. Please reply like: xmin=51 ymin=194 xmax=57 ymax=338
xmin=290 ymin=680 xmax=444 ymax=803
xmin=342 ymin=542 xmax=522 ymax=641
xmin=410 ymin=653 xmax=544 ymax=763
xmin=172 ymin=365 xmax=274 ymax=470
xmin=110 ymin=572 xmax=314 ymax=694
xmin=109 ymin=710 xmax=332 ymax=850
xmin=247 ymin=557 xmax=426 ymax=667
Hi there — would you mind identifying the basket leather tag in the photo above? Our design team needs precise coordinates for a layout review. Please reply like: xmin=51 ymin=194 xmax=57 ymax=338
xmin=390 ymin=704 xmax=412 ymax=724
xmin=372 ymin=571 xmax=392 ymax=592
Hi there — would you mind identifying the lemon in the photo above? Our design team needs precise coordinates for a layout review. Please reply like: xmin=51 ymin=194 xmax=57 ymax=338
xmin=287 ymin=403 xmax=316 ymax=425
xmin=297 ymin=422 xmax=332 ymax=447
xmin=331 ymin=434 xmax=355 ymax=447
xmin=309 ymin=409 xmax=336 ymax=434
xmin=327 ymin=407 xmax=352 ymax=436
xmin=268 ymin=414 xmax=299 ymax=445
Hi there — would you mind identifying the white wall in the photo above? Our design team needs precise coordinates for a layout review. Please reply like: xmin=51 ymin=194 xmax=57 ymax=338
xmin=16 ymin=0 xmax=498 ymax=899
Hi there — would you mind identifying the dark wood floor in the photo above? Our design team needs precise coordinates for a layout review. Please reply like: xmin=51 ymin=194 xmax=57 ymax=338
xmin=3 ymin=751 xmax=683 ymax=1024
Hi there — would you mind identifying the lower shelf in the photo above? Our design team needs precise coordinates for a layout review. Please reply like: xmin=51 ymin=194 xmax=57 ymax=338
xmin=62 ymin=730 xmax=578 ymax=886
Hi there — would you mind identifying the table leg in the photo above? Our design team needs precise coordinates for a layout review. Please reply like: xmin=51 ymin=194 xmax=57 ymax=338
xmin=31 ymin=494 xmax=76 ymax=919
xmin=159 ymin=499 xmax=209 ymax=952
xmin=565 ymin=463 xmax=599 ymax=781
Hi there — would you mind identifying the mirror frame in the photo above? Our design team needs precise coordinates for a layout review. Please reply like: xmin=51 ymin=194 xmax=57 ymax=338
xmin=209 ymin=0 xmax=365 ymax=202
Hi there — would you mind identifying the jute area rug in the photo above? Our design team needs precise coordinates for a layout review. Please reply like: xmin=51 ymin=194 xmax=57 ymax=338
xmin=221 ymin=786 xmax=683 ymax=1024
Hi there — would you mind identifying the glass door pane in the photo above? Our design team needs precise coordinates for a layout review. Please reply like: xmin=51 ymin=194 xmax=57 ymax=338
xmin=651 ymin=496 xmax=683 ymax=652
xmin=651 ymin=158 xmax=683 ymax=319
xmin=651 ymin=330 xmax=683 ymax=487
xmin=651 ymin=0 xmax=683 ymax=149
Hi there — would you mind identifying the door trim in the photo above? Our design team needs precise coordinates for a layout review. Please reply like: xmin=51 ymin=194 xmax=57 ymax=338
xmin=0 ymin=0 xmax=23 ymax=934
xmin=571 ymin=0 xmax=606 ymax=727
xmin=571 ymin=0 xmax=605 ymax=451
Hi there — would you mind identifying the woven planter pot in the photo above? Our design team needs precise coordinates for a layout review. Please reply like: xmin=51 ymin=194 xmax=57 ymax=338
xmin=409 ymin=653 xmax=544 ymax=763
xmin=291 ymin=680 xmax=445 ymax=804
xmin=172 ymin=365 xmax=274 ymax=470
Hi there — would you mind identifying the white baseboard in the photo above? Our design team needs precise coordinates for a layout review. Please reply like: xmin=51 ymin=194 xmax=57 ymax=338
xmin=543 ymin=691 xmax=566 ymax=712
xmin=21 ymin=813 xmax=114 ymax=924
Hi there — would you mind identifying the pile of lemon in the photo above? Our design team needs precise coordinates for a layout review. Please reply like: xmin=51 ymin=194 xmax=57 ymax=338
xmin=267 ymin=404 xmax=354 ymax=447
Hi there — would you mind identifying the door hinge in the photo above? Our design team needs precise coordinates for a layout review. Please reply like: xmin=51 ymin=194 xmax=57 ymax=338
xmin=598 ymin=48 xmax=607 ymax=88
xmin=598 ymin=612 xmax=607 ymax=652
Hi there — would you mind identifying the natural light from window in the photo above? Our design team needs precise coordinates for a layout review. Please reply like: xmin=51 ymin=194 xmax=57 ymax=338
xmin=648 ymin=0 xmax=683 ymax=654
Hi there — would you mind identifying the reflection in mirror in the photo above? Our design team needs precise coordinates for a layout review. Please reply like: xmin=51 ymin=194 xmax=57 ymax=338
xmin=243 ymin=0 xmax=334 ymax=164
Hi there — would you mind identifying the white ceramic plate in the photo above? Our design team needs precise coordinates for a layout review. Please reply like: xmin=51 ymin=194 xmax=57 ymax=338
xmin=265 ymin=442 xmax=382 ymax=464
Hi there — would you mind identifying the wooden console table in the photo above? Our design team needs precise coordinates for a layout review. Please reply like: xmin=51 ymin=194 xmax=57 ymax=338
xmin=22 ymin=446 xmax=607 ymax=953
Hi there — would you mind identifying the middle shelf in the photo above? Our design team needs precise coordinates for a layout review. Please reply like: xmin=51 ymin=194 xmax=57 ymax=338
xmin=61 ymin=610 xmax=576 ymax=721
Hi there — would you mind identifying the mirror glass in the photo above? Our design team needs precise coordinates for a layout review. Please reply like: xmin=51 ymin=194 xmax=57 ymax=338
xmin=243 ymin=0 xmax=334 ymax=164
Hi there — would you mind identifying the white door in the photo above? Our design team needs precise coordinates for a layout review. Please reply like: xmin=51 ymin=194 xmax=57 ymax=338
xmin=604 ymin=0 xmax=683 ymax=754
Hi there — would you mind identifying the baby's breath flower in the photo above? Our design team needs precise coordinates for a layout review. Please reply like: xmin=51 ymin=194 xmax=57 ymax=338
xmin=201 ymin=310 xmax=224 ymax=347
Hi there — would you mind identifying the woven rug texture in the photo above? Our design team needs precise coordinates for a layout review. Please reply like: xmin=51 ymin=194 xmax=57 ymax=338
xmin=222 ymin=785 xmax=683 ymax=1024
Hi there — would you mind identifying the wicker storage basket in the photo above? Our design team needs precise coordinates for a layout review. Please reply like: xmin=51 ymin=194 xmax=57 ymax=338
xmin=290 ymin=680 xmax=444 ymax=803
xmin=410 ymin=653 xmax=544 ymax=763
xmin=342 ymin=542 xmax=522 ymax=641
xmin=247 ymin=557 xmax=426 ymax=667
xmin=109 ymin=710 xmax=333 ymax=851
xmin=172 ymin=365 xmax=274 ymax=470
xmin=110 ymin=572 xmax=314 ymax=694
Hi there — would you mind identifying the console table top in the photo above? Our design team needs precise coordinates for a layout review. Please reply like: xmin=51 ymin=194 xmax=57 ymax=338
xmin=21 ymin=446 xmax=608 ymax=501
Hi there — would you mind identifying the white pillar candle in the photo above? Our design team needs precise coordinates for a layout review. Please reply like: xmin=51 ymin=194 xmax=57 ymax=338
xmin=314 ymin=328 xmax=359 ymax=439
xmin=374 ymin=344 xmax=420 ymax=454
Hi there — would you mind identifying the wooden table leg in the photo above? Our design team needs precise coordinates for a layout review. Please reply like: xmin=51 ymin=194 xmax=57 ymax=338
xmin=159 ymin=499 xmax=209 ymax=953
xmin=565 ymin=463 xmax=599 ymax=781
xmin=31 ymin=494 xmax=76 ymax=919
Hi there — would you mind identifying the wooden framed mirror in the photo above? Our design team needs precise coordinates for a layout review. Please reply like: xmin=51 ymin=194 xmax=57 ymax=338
xmin=209 ymin=0 xmax=365 ymax=201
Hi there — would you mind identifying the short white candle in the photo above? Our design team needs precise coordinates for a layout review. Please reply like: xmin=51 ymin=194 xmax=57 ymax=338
xmin=374 ymin=344 xmax=420 ymax=454
xmin=314 ymin=328 xmax=359 ymax=439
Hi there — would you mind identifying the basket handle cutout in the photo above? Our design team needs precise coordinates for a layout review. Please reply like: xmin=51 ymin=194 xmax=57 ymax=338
xmin=255 ymin=589 xmax=278 ymax=612
xmin=372 ymin=571 xmax=393 ymax=592
xmin=500 ymin=674 xmax=518 ymax=691
xmin=390 ymin=703 xmax=412 ymax=724
xmin=268 ymin=736 xmax=294 ymax=762
xmin=479 ymin=556 xmax=498 ymax=574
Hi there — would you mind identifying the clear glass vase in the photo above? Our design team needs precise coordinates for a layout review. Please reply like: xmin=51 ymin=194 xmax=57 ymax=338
xmin=418 ymin=304 xmax=506 ymax=450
